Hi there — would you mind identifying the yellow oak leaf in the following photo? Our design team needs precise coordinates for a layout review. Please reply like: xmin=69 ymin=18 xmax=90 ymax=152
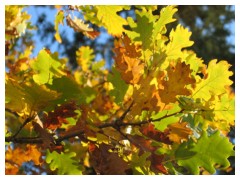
xmin=166 ymin=25 xmax=194 ymax=58
xmin=167 ymin=122 xmax=192 ymax=144
xmin=192 ymin=60 xmax=233 ymax=101
xmin=158 ymin=61 xmax=196 ymax=104
xmin=54 ymin=10 xmax=64 ymax=43
xmin=76 ymin=46 xmax=95 ymax=72
xmin=96 ymin=6 xmax=129 ymax=36
xmin=114 ymin=35 xmax=144 ymax=84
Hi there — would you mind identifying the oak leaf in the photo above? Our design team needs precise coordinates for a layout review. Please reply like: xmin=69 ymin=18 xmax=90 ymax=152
xmin=89 ymin=143 xmax=131 ymax=174
xmin=166 ymin=25 xmax=194 ymax=58
xmin=192 ymin=60 xmax=233 ymax=101
xmin=141 ymin=123 xmax=172 ymax=144
xmin=54 ymin=10 xmax=64 ymax=43
xmin=5 ymin=144 xmax=42 ymax=174
xmin=66 ymin=14 xmax=93 ymax=32
xmin=167 ymin=122 xmax=193 ymax=144
xmin=43 ymin=101 xmax=78 ymax=130
xmin=114 ymin=35 xmax=144 ymax=84
xmin=158 ymin=61 xmax=196 ymax=104
xmin=92 ymin=94 xmax=114 ymax=115
xmin=96 ymin=6 xmax=129 ymax=36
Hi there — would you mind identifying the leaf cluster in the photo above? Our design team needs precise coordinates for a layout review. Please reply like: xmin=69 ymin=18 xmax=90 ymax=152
xmin=5 ymin=5 xmax=234 ymax=175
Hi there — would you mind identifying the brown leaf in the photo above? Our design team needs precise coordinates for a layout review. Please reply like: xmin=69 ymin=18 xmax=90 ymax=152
xmin=150 ymin=153 xmax=168 ymax=174
xmin=66 ymin=14 xmax=93 ymax=32
xmin=141 ymin=124 xmax=172 ymax=144
xmin=89 ymin=143 xmax=131 ymax=175
xmin=167 ymin=122 xmax=193 ymax=144
xmin=127 ymin=134 xmax=155 ymax=153
xmin=43 ymin=101 xmax=78 ymax=130
xmin=32 ymin=121 xmax=55 ymax=148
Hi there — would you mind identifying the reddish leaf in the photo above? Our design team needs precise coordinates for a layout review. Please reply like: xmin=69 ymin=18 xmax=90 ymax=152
xmin=150 ymin=153 xmax=168 ymax=174
xmin=141 ymin=123 xmax=172 ymax=144
xmin=43 ymin=101 xmax=78 ymax=130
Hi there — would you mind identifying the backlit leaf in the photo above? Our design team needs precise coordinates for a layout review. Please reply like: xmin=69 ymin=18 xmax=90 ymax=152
xmin=76 ymin=46 xmax=95 ymax=72
xmin=114 ymin=35 xmax=144 ymax=84
xmin=166 ymin=25 xmax=194 ymax=58
xmin=54 ymin=10 xmax=64 ymax=43
xmin=167 ymin=122 xmax=193 ymax=144
xmin=175 ymin=131 xmax=234 ymax=174
xmin=192 ymin=60 xmax=233 ymax=101
xmin=158 ymin=61 xmax=196 ymax=104
xmin=96 ymin=6 xmax=130 ymax=36
xmin=30 ymin=49 xmax=66 ymax=85
xmin=46 ymin=150 xmax=83 ymax=175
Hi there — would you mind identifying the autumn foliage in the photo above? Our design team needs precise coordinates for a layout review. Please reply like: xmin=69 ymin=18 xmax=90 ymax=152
xmin=5 ymin=5 xmax=234 ymax=175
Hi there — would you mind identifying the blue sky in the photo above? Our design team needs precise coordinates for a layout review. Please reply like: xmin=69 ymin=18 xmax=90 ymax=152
xmin=24 ymin=6 xmax=113 ymax=62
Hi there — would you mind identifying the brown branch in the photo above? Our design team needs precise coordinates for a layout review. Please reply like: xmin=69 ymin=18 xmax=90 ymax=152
xmin=5 ymin=136 xmax=43 ymax=144
xmin=5 ymin=109 xmax=184 ymax=145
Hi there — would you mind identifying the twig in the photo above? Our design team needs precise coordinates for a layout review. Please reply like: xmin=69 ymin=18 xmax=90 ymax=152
xmin=12 ymin=117 xmax=34 ymax=138
xmin=5 ymin=109 xmax=184 ymax=144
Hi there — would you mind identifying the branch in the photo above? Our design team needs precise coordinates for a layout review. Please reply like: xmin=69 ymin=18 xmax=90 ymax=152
xmin=5 ymin=108 xmax=184 ymax=144
xmin=5 ymin=136 xmax=43 ymax=144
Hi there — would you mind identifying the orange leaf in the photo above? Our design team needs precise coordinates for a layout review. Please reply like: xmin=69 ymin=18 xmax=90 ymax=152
xmin=130 ymin=72 xmax=172 ymax=116
xmin=5 ymin=162 xmax=19 ymax=175
xmin=92 ymin=94 xmax=114 ymax=115
xmin=158 ymin=61 xmax=196 ymax=104
xmin=5 ymin=144 xmax=42 ymax=174
xmin=167 ymin=122 xmax=193 ymax=144
xmin=85 ymin=31 xmax=100 ymax=39
xmin=114 ymin=35 xmax=144 ymax=84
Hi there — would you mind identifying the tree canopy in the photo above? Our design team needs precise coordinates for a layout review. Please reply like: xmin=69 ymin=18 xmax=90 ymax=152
xmin=5 ymin=5 xmax=235 ymax=175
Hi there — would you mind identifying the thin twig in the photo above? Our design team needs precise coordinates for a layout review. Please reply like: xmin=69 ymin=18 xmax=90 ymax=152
xmin=12 ymin=117 xmax=34 ymax=138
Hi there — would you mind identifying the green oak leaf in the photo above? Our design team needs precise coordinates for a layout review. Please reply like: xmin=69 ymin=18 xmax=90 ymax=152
xmin=30 ymin=49 xmax=66 ymax=85
xmin=5 ymin=78 xmax=59 ymax=114
xmin=107 ymin=67 xmax=129 ymax=105
xmin=153 ymin=104 xmax=182 ymax=131
xmin=175 ymin=131 xmax=234 ymax=174
xmin=126 ymin=10 xmax=155 ymax=51
xmin=46 ymin=150 xmax=83 ymax=175
xmin=47 ymin=76 xmax=96 ymax=105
